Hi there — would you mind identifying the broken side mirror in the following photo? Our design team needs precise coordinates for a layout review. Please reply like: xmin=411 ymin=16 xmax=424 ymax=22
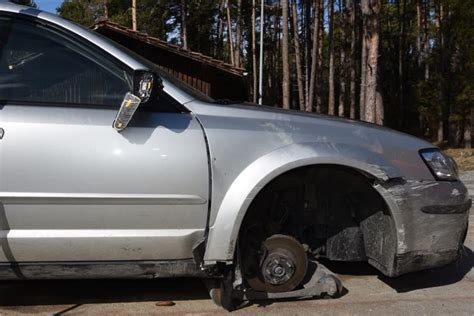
xmin=113 ymin=71 xmax=163 ymax=132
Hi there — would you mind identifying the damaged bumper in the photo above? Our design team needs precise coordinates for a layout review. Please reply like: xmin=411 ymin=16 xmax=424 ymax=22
xmin=373 ymin=179 xmax=471 ymax=277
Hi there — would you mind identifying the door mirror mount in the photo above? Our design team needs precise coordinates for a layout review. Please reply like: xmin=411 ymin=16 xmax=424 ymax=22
xmin=133 ymin=70 xmax=162 ymax=103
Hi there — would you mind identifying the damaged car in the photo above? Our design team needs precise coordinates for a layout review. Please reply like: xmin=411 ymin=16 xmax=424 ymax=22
xmin=0 ymin=2 xmax=470 ymax=310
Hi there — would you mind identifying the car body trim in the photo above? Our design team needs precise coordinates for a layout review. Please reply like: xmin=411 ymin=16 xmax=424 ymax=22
xmin=0 ymin=229 xmax=200 ymax=238
xmin=0 ymin=229 xmax=206 ymax=262
xmin=0 ymin=259 xmax=209 ymax=280
xmin=0 ymin=192 xmax=207 ymax=205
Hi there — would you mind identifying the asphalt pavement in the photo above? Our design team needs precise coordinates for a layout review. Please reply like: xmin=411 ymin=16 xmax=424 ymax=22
xmin=0 ymin=173 xmax=472 ymax=315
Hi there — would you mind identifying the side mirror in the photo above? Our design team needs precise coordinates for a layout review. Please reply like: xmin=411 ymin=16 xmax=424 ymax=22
xmin=113 ymin=71 xmax=162 ymax=132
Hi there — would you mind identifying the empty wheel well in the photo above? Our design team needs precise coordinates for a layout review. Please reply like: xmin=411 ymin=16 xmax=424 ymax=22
xmin=238 ymin=164 xmax=397 ymax=278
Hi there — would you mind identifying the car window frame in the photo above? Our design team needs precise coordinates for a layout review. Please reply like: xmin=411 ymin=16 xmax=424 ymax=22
xmin=0 ymin=12 xmax=188 ymax=113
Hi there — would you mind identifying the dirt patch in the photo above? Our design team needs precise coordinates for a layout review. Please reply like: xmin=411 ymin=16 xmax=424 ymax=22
xmin=444 ymin=149 xmax=474 ymax=171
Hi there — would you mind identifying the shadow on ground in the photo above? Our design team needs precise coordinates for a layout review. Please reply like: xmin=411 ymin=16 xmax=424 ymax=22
xmin=0 ymin=278 xmax=209 ymax=308
xmin=0 ymin=247 xmax=471 ymax=312
xmin=322 ymin=246 xmax=473 ymax=293
xmin=382 ymin=246 xmax=473 ymax=292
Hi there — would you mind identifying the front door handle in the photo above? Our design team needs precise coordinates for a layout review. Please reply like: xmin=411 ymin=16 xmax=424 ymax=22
xmin=0 ymin=128 xmax=4 ymax=139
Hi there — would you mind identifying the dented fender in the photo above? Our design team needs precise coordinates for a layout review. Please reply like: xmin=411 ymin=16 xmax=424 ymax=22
xmin=203 ymin=142 xmax=403 ymax=264
xmin=373 ymin=179 xmax=470 ymax=276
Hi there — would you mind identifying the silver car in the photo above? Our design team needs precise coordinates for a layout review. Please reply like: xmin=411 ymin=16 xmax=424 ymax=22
xmin=0 ymin=2 xmax=470 ymax=310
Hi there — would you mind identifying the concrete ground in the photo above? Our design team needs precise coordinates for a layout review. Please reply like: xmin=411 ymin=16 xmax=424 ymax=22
xmin=0 ymin=173 xmax=473 ymax=315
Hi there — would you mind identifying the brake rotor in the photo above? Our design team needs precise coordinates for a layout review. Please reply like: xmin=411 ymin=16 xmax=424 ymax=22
xmin=246 ymin=234 xmax=308 ymax=293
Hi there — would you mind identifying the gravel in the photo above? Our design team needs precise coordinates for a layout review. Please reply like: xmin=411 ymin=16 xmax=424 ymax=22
xmin=461 ymin=171 xmax=474 ymax=197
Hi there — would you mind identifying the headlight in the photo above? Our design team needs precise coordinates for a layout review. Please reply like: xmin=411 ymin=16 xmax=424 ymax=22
xmin=420 ymin=149 xmax=459 ymax=181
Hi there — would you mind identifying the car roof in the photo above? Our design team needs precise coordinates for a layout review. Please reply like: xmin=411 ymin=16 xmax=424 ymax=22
xmin=0 ymin=1 xmax=147 ymax=71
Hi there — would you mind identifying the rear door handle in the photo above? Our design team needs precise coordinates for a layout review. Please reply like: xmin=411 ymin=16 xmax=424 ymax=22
xmin=0 ymin=128 xmax=4 ymax=139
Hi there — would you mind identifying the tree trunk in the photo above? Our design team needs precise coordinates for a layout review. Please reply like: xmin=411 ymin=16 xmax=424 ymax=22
xmin=181 ymin=0 xmax=188 ymax=49
xmin=338 ymin=0 xmax=347 ymax=117
xmin=226 ymin=0 xmax=235 ymax=66
xmin=304 ymin=0 xmax=312 ymax=108
xmin=273 ymin=2 xmax=281 ymax=104
xmin=437 ymin=1 xmax=449 ymax=143
xmin=465 ymin=108 xmax=473 ymax=149
xmin=104 ymin=0 xmax=109 ymax=20
xmin=397 ymin=0 xmax=406 ymax=128
xmin=252 ymin=0 xmax=258 ymax=103
xmin=282 ymin=0 xmax=290 ymax=109
xmin=292 ymin=0 xmax=305 ymax=111
xmin=376 ymin=87 xmax=384 ymax=125
xmin=131 ymin=0 xmax=137 ymax=31
xmin=416 ymin=0 xmax=423 ymax=134
xmin=416 ymin=0 xmax=422 ymax=69
xmin=360 ymin=13 xmax=368 ymax=121
xmin=316 ymin=0 xmax=323 ymax=113
xmin=349 ymin=0 xmax=356 ymax=119
xmin=438 ymin=120 xmax=444 ymax=143
xmin=328 ymin=0 xmax=335 ymax=115
xmin=235 ymin=0 xmax=242 ymax=68
xmin=423 ymin=0 xmax=430 ymax=81
xmin=216 ymin=0 xmax=226 ymax=59
xmin=361 ymin=0 xmax=382 ymax=124
xmin=308 ymin=0 xmax=321 ymax=112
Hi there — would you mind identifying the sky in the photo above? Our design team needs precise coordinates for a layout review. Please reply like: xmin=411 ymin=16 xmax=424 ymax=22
xmin=35 ymin=0 xmax=62 ymax=13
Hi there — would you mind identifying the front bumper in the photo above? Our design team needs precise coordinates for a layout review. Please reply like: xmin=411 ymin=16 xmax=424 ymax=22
xmin=373 ymin=179 xmax=470 ymax=277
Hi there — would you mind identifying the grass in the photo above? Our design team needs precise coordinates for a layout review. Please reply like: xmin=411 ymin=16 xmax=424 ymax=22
xmin=443 ymin=148 xmax=474 ymax=171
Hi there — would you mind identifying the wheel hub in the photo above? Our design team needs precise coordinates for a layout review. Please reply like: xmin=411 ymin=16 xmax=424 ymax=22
xmin=263 ymin=254 xmax=295 ymax=285
xmin=246 ymin=234 xmax=308 ymax=293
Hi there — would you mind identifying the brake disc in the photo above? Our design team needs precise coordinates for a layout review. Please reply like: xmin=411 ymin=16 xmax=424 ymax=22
xmin=246 ymin=234 xmax=308 ymax=293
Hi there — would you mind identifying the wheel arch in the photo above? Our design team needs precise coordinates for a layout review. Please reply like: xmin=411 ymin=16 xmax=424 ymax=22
xmin=203 ymin=142 xmax=402 ymax=264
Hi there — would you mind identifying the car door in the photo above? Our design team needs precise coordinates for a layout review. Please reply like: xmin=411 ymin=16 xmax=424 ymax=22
xmin=0 ymin=15 xmax=209 ymax=262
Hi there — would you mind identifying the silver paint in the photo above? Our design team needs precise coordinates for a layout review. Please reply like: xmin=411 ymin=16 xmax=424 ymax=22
xmin=0 ymin=105 xmax=209 ymax=261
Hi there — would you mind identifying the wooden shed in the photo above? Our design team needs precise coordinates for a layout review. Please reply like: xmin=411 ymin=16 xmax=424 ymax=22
xmin=92 ymin=21 xmax=249 ymax=102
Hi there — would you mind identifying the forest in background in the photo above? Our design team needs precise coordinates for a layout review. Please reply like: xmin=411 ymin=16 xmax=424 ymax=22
xmin=11 ymin=0 xmax=474 ymax=148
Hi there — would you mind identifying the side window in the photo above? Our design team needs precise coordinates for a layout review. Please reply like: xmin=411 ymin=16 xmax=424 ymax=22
xmin=0 ymin=16 xmax=132 ymax=107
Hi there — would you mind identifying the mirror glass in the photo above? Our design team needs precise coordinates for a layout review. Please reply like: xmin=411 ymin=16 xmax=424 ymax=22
xmin=113 ymin=92 xmax=142 ymax=131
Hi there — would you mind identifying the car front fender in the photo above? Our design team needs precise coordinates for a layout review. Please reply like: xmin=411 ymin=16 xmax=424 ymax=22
xmin=203 ymin=141 xmax=403 ymax=264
